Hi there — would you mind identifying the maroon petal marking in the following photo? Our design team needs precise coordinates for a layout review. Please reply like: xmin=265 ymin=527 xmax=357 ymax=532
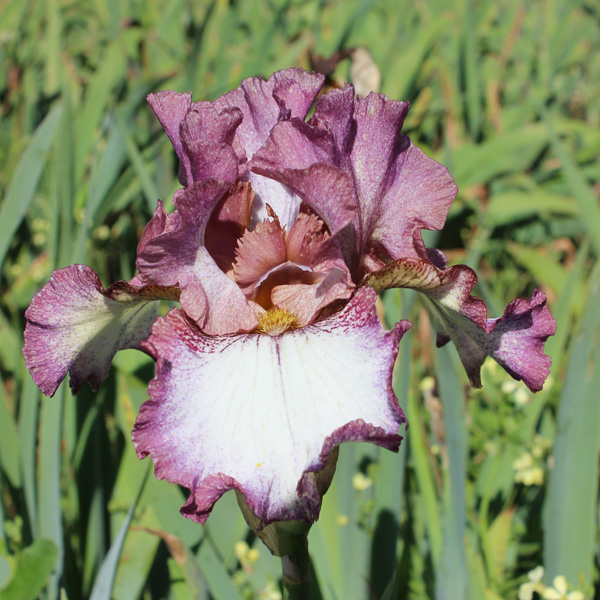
xmin=366 ymin=257 xmax=556 ymax=391
xmin=23 ymin=265 xmax=178 ymax=396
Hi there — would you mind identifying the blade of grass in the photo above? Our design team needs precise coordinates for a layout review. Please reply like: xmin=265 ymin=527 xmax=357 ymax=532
xmin=196 ymin=536 xmax=244 ymax=600
xmin=435 ymin=345 xmax=467 ymax=600
xmin=18 ymin=373 xmax=40 ymax=539
xmin=543 ymin=262 xmax=600 ymax=586
xmin=408 ymin=381 xmax=443 ymax=563
xmin=114 ymin=110 xmax=161 ymax=214
xmin=0 ymin=374 xmax=22 ymax=488
xmin=370 ymin=289 xmax=412 ymax=596
xmin=89 ymin=466 xmax=150 ymax=600
xmin=462 ymin=0 xmax=482 ymax=140
xmin=544 ymin=237 xmax=591 ymax=367
xmin=545 ymin=115 xmax=600 ymax=256
xmin=74 ymin=42 xmax=126 ymax=184
xmin=0 ymin=103 xmax=63 ymax=278
xmin=38 ymin=387 xmax=65 ymax=600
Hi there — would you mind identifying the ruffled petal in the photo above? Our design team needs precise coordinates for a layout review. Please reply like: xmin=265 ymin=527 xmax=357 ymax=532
xmin=23 ymin=265 xmax=178 ymax=397
xmin=251 ymin=86 xmax=457 ymax=275
xmin=366 ymin=258 xmax=556 ymax=391
xmin=147 ymin=91 xmax=193 ymax=184
xmin=212 ymin=68 xmax=325 ymax=230
xmin=233 ymin=218 xmax=287 ymax=296
xmin=251 ymin=158 xmax=358 ymax=263
xmin=204 ymin=181 xmax=254 ymax=274
xmin=271 ymin=213 xmax=355 ymax=324
xmin=132 ymin=287 xmax=410 ymax=525
xmin=179 ymin=103 xmax=244 ymax=184
xmin=318 ymin=90 xmax=457 ymax=269
xmin=213 ymin=68 xmax=325 ymax=157
xmin=136 ymin=181 xmax=258 ymax=335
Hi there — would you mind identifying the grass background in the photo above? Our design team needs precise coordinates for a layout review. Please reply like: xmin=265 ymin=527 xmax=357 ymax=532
xmin=0 ymin=0 xmax=599 ymax=598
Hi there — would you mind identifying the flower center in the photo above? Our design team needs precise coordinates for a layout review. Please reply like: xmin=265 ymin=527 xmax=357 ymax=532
xmin=255 ymin=307 xmax=300 ymax=336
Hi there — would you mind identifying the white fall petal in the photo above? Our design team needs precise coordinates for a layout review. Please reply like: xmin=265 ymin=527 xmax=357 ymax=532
xmin=133 ymin=288 xmax=409 ymax=524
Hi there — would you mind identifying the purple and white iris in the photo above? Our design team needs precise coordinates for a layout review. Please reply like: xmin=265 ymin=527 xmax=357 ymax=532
xmin=23 ymin=68 xmax=556 ymax=527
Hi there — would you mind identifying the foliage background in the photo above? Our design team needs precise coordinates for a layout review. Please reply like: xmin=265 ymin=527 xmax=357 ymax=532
xmin=1 ymin=0 xmax=599 ymax=598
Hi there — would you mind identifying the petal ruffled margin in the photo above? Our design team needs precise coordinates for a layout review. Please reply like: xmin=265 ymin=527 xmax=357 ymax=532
xmin=136 ymin=181 xmax=258 ymax=335
xmin=132 ymin=287 xmax=410 ymax=525
xmin=366 ymin=257 xmax=556 ymax=391
xmin=250 ymin=85 xmax=457 ymax=277
xmin=23 ymin=265 xmax=178 ymax=396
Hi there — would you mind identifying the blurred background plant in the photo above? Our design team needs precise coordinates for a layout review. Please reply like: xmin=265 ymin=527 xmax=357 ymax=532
xmin=0 ymin=0 xmax=599 ymax=598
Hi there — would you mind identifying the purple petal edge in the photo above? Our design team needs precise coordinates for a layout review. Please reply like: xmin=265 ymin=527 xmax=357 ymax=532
xmin=23 ymin=265 xmax=172 ymax=396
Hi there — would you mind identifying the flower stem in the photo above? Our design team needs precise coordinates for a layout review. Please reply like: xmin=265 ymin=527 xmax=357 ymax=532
xmin=281 ymin=536 xmax=311 ymax=600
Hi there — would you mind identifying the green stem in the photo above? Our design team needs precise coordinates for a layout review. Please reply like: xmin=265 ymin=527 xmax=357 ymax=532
xmin=281 ymin=536 xmax=311 ymax=600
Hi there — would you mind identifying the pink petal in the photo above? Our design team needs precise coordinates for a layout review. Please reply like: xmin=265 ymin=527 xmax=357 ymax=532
xmin=23 ymin=265 xmax=177 ymax=396
xmin=233 ymin=218 xmax=287 ymax=296
xmin=211 ymin=69 xmax=325 ymax=230
xmin=251 ymin=85 xmax=457 ymax=276
xmin=132 ymin=288 xmax=410 ymax=525
xmin=213 ymin=68 xmax=325 ymax=158
xmin=147 ymin=91 xmax=193 ymax=185
xmin=367 ymin=257 xmax=556 ymax=391
xmin=136 ymin=180 xmax=258 ymax=334
xmin=180 ymin=103 xmax=245 ymax=183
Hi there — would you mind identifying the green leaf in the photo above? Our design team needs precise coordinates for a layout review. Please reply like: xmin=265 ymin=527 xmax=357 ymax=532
xmin=0 ymin=539 xmax=59 ymax=600
xmin=0 ymin=375 xmax=21 ymax=488
xmin=452 ymin=125 xmax=549 ymax=188
xmin=37 ymin=391 xmax=65 ymax=600
xmin=545 ymin=115 xmax=600 ymax=256
xmin=435 ymin=346 xmax=467 ymax=600
xmin=485 ymin=191 xmax=577 ymax=227
xmin=543 ymin=263 xmax=600 ymax=585
xmin=0 ymin=103 xmax=63 ymax=275
xmin=89 ymin=469 xmax=148 ymax=600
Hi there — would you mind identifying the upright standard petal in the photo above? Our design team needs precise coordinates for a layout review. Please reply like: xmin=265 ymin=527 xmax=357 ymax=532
xmin=147 ymin=91 xmax=193 ymax=185
xmin=23 ymin=265 xmax=178 ymax=396
xmin=366 ymin=257 xmax=556 ymax=391
xmin=213 ymin=68 xmax=325 ymax=157
xmin=132 ymin=288 xmax=410 ymax=525
xmin=251 ymin=85 xmax=457 ymax=275
xmin=213 ymin=69 xmax=325 ymax=230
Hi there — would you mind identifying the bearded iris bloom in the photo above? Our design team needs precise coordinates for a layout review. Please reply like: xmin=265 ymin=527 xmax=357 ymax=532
xmin=23 ymin=68 xmax=556 ymax=531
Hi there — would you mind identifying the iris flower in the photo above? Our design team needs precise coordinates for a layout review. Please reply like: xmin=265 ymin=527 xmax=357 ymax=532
xmin=23 ymin=68 xmax=555 ymax=532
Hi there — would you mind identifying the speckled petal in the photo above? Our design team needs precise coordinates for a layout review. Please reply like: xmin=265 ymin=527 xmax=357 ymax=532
xmin=136 ymin=180 xmax=258 ymax=334
xmin=367 ymin=257 xmax=556 ymax=391
xmin=147 ymin=91 xmax=193 ymax=184
xmin=212 ymin=68 xmax=325 ymax=230
xmin=252 ymin=85 xmax=457 ymax=275
xmin=23 ymin=265 xmax=178 ymax=396
xmin=213 ymin=68 xmax=325 ymax=157
xmin=321 ymin=90 xmax=457 ymax=269
xmin=132 ymin=287 xmax=410 ymax=525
